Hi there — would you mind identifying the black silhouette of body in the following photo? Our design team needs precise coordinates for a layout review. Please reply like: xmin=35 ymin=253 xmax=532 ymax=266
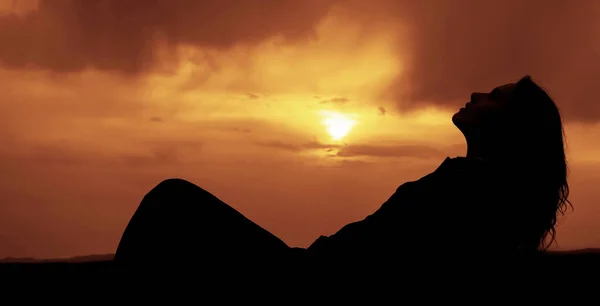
xmin=115 ymin=76 xmax=571 ymax=271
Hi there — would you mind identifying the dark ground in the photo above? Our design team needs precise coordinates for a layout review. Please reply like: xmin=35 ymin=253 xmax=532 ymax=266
xmin=1 ymin=251 xmax=598 ymax=299
xmin=1 ymin=249 xmax=599 ymax=273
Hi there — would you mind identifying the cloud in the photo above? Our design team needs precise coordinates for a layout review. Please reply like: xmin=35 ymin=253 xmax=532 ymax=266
xmin=245 ymin=93 xmax=261 ymax=100
xmin=256 ymin=140 xmax=338 ymax=152
xmin=0 ymin=0 xmax=333 ymax=72
xmin=1 ymin=0 xmax=599 ymax=122
xmin=335 ymin=144 xmax=445 ymax=159
xmin=372 ymin=0 xmax=600 ymax=122
xmin=257 ymin=139 xmax=461 ymax=159
xmin=319 ymin=97 xmax=350 ymax=105
xmin=0 ymin=139 xmax=203 ymax=167
xmin=230 ymin=127 xmax=253 ymax=134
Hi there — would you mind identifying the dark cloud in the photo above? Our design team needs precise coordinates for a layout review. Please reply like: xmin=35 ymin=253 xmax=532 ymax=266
xmin=0 ymin=140 xmax=204 ymax=167
xmin=374 ymin=0 xmax=600 ymax=122
xmin=257 ymin=139 xmax=462 ymax=159
xmin=246 ymin=93 xmax=261 ymax=100
xmin=335 ymin=144 xmax=445 ymax=159
xmin=0 ymin=0 xmax=332 ymax=72
xmin=117 ymin=146 xmax=186 ymax=166
xmin=319 ymin=97 xmax=350 ymax=105
xmin=1 ymin=0 xmax=598 ymax=121
xmin=256 ymin=140 xmax=338 ymax=152
xmin=230 ymin=127 xmax=253 ymax=134
xmin=7 ymin=144 xmax=91 ymax=165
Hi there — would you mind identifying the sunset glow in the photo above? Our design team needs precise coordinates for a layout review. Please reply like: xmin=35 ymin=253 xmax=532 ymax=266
xmin=320 ymin=111 xmax=359 ymax=141
xmin=0 ymin=0 xmax=599 ymax=259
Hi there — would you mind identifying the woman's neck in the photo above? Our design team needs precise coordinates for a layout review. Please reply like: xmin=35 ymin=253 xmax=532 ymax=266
xmin=465 ymin=141 xmax=499 ymax=162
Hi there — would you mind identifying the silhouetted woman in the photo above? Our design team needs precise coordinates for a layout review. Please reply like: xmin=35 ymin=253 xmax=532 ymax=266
xmin=114 ymin=76 xmax=571 ymax=271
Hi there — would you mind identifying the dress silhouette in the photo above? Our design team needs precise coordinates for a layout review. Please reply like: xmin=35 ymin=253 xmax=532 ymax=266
xmin=115 ymin=157 xmax=516 ymax=266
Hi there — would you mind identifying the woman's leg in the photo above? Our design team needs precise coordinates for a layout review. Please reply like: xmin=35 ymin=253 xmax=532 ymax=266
xmin=114 ymin=178 xmax=291 ymax=268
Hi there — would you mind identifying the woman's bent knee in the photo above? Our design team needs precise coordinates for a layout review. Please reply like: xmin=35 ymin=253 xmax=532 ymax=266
xmin=155 ymin=178 xmax=195 ymax=190
xmin=148 ymin=178 xmax=203 ymax=196
xmin=144 ymin=178 xmax=216 ymax=207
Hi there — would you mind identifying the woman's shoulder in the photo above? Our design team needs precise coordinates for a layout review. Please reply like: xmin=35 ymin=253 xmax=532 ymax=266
xmin=394 ymin=157 xmax=460 ymax=190
xmin=391 ymin=156 xmax=504 ymax=202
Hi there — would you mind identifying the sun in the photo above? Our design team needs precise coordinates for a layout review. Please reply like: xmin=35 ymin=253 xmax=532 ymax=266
xmin=319 ymin=110 xmax=358 ymax=141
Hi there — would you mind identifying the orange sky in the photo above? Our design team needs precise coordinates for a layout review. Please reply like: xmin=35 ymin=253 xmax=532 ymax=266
xmin=1 ymin=0 xmax=600 ymax=258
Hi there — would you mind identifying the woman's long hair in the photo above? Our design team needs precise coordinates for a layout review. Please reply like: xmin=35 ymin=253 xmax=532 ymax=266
xmin=500 ymin=76 xmax=573 ymax=251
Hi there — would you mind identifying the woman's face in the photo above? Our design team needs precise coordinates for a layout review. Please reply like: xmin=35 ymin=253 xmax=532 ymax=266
xmin=452 ymin=82 xmax=517 ymax=135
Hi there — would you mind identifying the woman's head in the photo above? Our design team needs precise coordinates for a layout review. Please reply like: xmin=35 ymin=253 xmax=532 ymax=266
xmin=452 ymin=75 xmax=571 ymax=251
